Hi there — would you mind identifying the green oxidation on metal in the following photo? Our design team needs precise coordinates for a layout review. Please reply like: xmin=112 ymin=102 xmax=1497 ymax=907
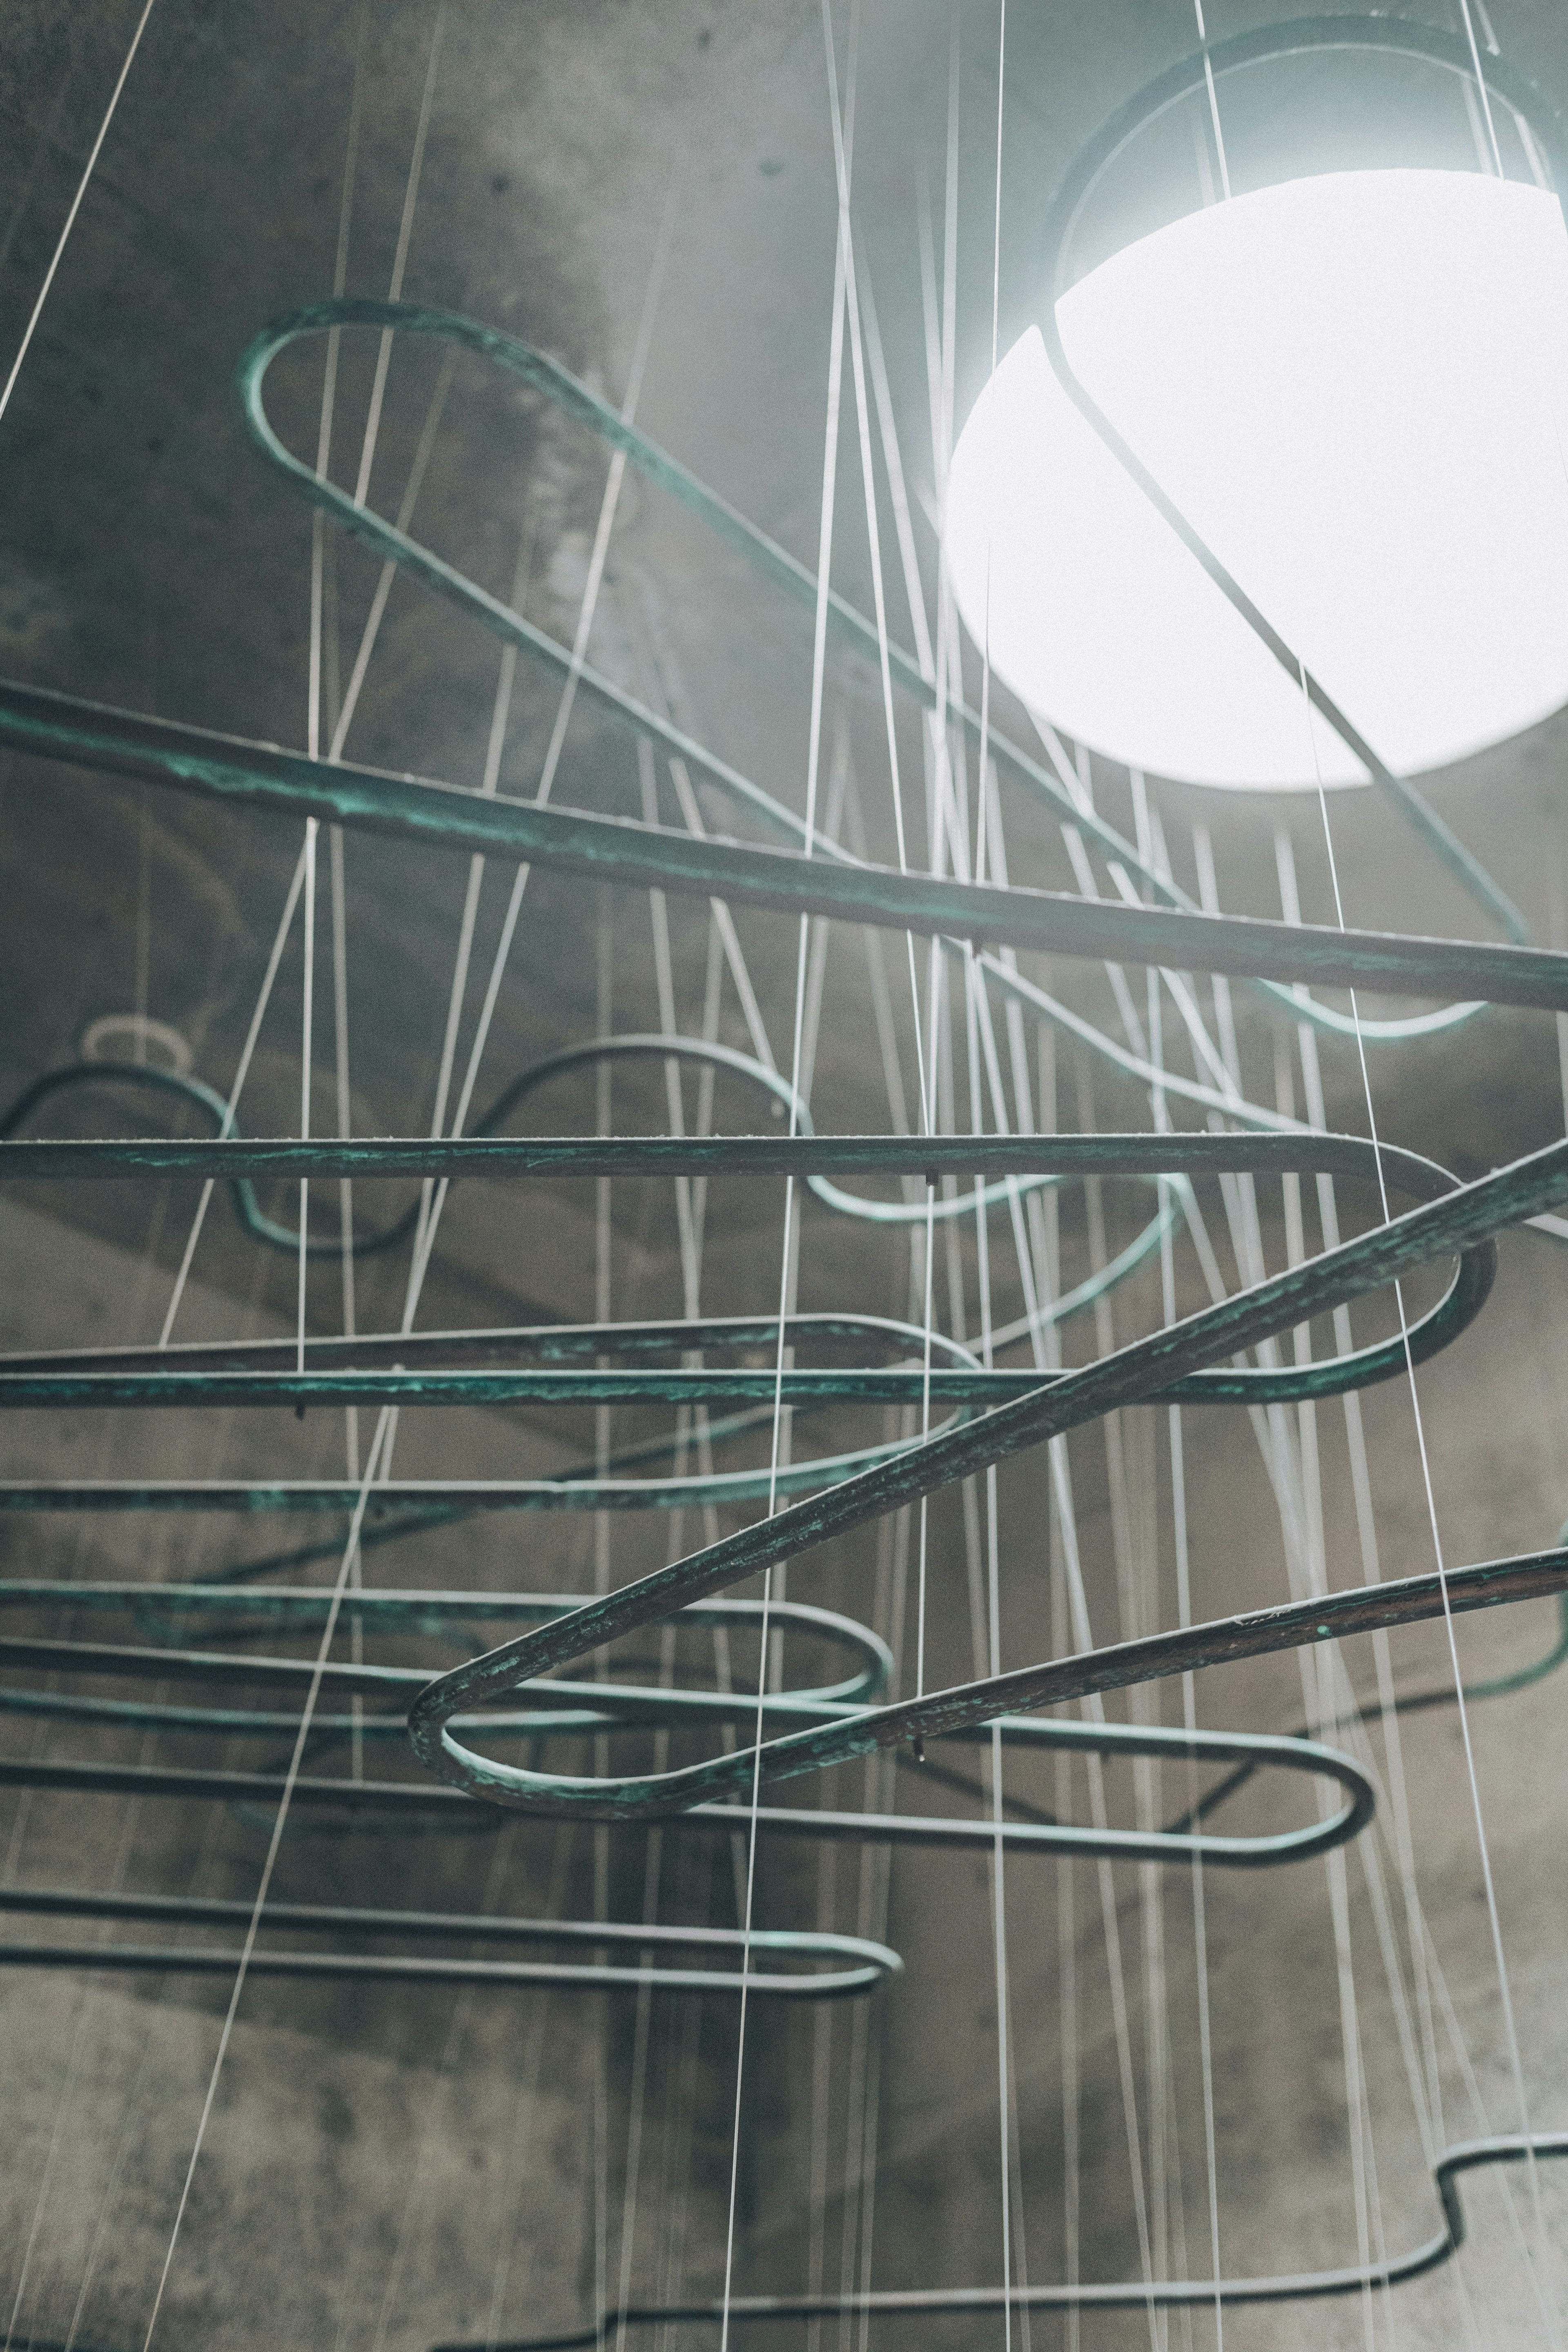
xmin=462 ymin=2134 xmax=1568 ymax=2332
xmin=0 ymin=1367 xmax=1105 ymax=1407
xmin=1031 ymin=13 xmax=1568 ymax=1062
xmin=0 ymin=1585 xmax=891 ymax=1699
xmin=0 ymin=1944 xmax=891 ymax=1999
xmin=0 ymin=1748 xmax=1372 ymax=1869
xmin=4 ymin=675 xmax=1568 ymax=1010
xmin=405 ymin=1130 xmax=1568 ymax=1817
xmin=0 ymin=1588 xmax=1373 ymax=1871
xmin=0 ymin=1061 xmax=358 ymax=1258
xmin=0 ymin=1092 xmax=1457 ymax=1189
xmin=2 ymin=1032 xmax=1172 ymax=1250
xmin=1162 ymin=1583 xmax=1568 ymax=1841
xmin=0 ymin=1120 xmax=1497 ymax=1411
xmin=236 ymin=285 xmax=1539 ymax=1052
xmin=1454 ymin=1522 xmax=1568 ymax=1701
xmin=8 ymin=7 xmax=1566 ymax=2042
xmin=0 ymin=1888 xmax=902 ymax=2001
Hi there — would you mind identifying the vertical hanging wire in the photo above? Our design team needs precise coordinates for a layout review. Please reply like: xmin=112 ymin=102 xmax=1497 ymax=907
xmin=327 ymin=822 xmax=363 ymax=1775
xmin=1187 ymin=817 xmax=1501 ymax=2330
xmin=0 ymin=0 xmax=158 ymax=429
xmin=296 ymin=817 xmax=317 ymax=1377
xmin=718 ymin=8 xmax=857 ymax=2342
xmin=978 ymin=9 xmax=1017 ymax=2341
xmin=606 ymin=789 xmax=736 ymax=2352
xmin=1277 ymin=827 xmax=1409 ymax=2347
xmin=964 ymin=730 xmax=1177 ymax=2336
xmin=575 ymin=194 xmax=700 ymax=2332
xmin=1164 ymin=54 xmax=1438 ymax=2310
xmin=1262 ymin=884 xmax=1382 ymax=2352
xmin=133 ymin=27 xmax=534 ymax=2338
xmin=1139 ymin=814 xmax=1224 ymax=2350
xmin=1299 ymin=666 xmax=1564 ymax=2342
xmin=822 ymin=2 xmax=942 ymax=1716
xmin=312 ymin=9 xmax=372 ymax=1794
xmin=22 ymin=9 xmax=1568 ymax=2340
xmin=1188 ymin=0 xmax=1232 ymax=202
xmin=1456 ymin=0 xmax=1506 ymax=175
xmin=137 ymin=1405 xmax=398 ymax=2352
xmin=352 ymin=6 xmax=446 ymax=517
xmin=156 ymin=842 xmax=310 ymax=1347
xmin=394 ymin=164 xmax=681 ymax=1327
xmin=592 ymin=899 xmax=615 ymax=2352
xmin=1125 ymin=786 xmax=1177 ymax=2352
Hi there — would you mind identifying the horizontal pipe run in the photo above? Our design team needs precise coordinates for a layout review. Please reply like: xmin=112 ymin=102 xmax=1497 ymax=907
xmin=0 ymin=1635 xmax=1370 ymax=1866
xmin=0 ymin=1942 xmax=886 ymax=1998
xmin=0 ymin=1130 xmax=1457 ymax=1183
xmin=0 ymin=1763 xmax=1366 ymax=1870
xmin=0 ymin=1366 xmax=1194 ymax=1408
xmin=0 ymin=1885 xmax=898 ymax=1998
xmin=4 ymin=678 xmax=1568 ymax=1008
xmin=407 ymin=1129 xmax=1568 ymax=1814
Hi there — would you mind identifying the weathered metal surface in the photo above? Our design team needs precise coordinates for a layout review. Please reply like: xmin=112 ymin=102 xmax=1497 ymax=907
xmin=406 ymin=1128 xmax=1568 ymax=1814
xmin=5 ymin=675 xmax=1568 ymax=1007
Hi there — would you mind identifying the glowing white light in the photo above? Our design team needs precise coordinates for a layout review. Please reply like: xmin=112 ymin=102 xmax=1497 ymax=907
xmin=946 ymin=169 xmax=1568 ymax=791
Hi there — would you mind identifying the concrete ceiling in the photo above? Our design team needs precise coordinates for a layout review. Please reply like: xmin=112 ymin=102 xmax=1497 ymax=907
xmin=7 ymin=8 xmax=1568 ymax=2347
xmin=7 ymin=0 xmax=1568 ymax=1314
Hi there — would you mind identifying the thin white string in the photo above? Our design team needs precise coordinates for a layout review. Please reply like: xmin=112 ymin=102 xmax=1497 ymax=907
xmin=1127 ymin=791 xmax=1181 ymax=2352
xmin=1299 ymin=672 xmax=1560 ymax=2339
xmin=307 ymin=8 xmax=369 ymax=1588
xmin=139 ymin=52 xmax=456 ymax=2328
xmin=1274 ymin=830 xmax=1460 ymax=2306
xmin=604 ymin=770 xmax=739 ymax=2352
xmin=1055 ymin=1046 xmax=1168 ymax=2352
xmin=1189 ymin=0 xmax=1232 ymax=203
xmin=351 ymin=6 xmax=446 ymax=516
xmin=1262 ymin=935 xmax=1383 ymax=2352
xmin=821 ymin=10 xmax=930 ymax=1122
xmin=400 ymin=510 xmax=532 ymax=1281
xmin=804 ymin=1838 xmax=840 ymax=2352
xmin=1455 ymin=0 xmax=1505 ymax=177
xmin=717 ymin=13 xmax=854 ymax=2342
xmin=1187 ymin=844 xmax=1409 ymax=2335
xmin=833 ymin=220 xmax=917 ymax=908
xmin=855 ymin=258 xmax=933 ymax=684
xmin=0 ymin=0 xmax=158 ymax=431
xmin=328 ymin=350 xmax=458 ymax=768
xmin=139 ymin=1405 xmax=396 ymax=2352
xmin=1139 ymin=833 xmax=1216 ymax=2352
xmin=157 ymin=0 xmax=421 ymax=1353
xmin=1171 ymin=812 xmax=1421 ymax=2347
xmin=157 ymin=842 xmax=309 ymax=1345
xmin=959 ymin=972 xmax=1019 ymax=2352
xmin=391 ymin=171 xmax=680 ymax=1331
xmin=900 ymin=6 xmax=973 ymax=1715
xmin=308 ymin=0 xmax=369 ymax=762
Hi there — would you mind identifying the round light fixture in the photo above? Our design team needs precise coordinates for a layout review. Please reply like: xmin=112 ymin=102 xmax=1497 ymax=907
xmin=946 ymin=168 xmax=1568 ymax=792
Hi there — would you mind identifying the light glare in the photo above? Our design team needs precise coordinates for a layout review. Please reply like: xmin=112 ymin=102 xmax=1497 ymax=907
xmin=946 ymin=169 xmax=1568 ymax=791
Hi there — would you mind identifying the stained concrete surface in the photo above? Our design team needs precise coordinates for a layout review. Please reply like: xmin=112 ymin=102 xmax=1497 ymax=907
xmin=7 ymin=2 xmax=1568 ymax=2347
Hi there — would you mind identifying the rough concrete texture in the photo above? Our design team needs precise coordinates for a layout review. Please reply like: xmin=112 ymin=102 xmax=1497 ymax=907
xmin=0 ymin=1969 xmax=593 ymax=2352
xmin=6 ymin=2 xmax=1568 ymax=2348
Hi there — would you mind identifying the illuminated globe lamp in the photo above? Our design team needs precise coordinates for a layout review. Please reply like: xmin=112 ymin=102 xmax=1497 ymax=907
xmin=946 ymin=20 xmax=1568 ymax=804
